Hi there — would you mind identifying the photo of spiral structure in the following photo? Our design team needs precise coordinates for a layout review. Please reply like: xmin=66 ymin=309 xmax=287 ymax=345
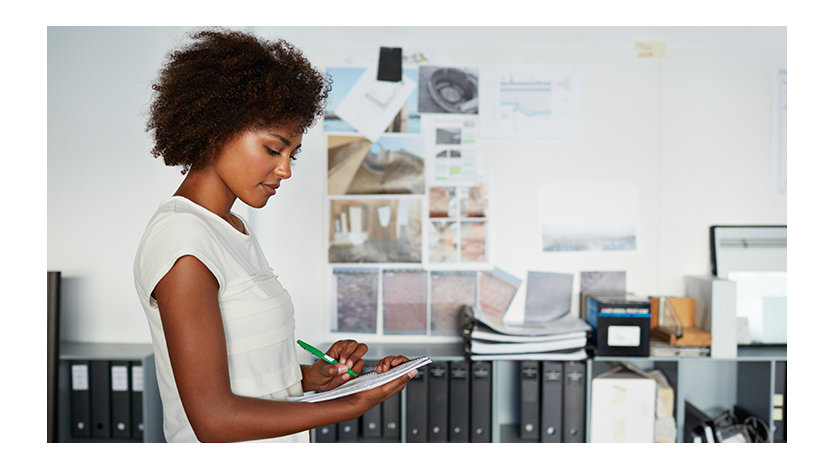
xmin=418 ymin=66 xmax=479 ymax=114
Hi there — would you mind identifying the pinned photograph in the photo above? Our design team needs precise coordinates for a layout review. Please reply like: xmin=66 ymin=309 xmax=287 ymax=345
xmin=327 ymin=134 xmax=424 ymax=195
xmin=325 ymin=67 xmax=421 ymax=135
xmin=424 ymin=114 xmax=479 ymax=185
xmin=383 ymin=269 xmax=427 ymax=334
xmin=477 ymin=268 xmax=522 ymax=321
xmin=460 ymin=221 xmax=487 ymax=262
xmin=418 ymin=65 xmax=479 ymax=114
xmin=540 ymin=182 xmax=638 ymax=252
xmin=580 ymin=270 xmax=626 ymax=293
xmin=332 ymin=67 xmax=417 ymax=142
xmin=460 ymin=180 xmax=488 ymax=217
xmin=431 ymin=271 xmax=476 ymax=336
xmin=524 ymin=271 xmax=574 ymax=323
xmin=428 ymin=186 xmax=458 ymax=218
xmin=425 ymin=178 xmax=490 ymax=267
xmin=428 ymin=220 xmax=458 ymax=263
xmin=329 ymin=198 xmax=422 ymax=263
xmin=331 ymin=268 xmax=379 ymax=333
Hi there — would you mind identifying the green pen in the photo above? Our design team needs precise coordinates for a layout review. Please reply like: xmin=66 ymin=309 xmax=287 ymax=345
xmin=297 ymin=339 xmax=359 ymax=378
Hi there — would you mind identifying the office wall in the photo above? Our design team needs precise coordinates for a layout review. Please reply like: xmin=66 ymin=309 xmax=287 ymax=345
xmin=47 ymin=26 xmax=786 ymax=345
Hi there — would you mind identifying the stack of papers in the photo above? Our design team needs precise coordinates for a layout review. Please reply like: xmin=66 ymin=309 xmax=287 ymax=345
xmin=461 ymin=306 xmax=590 ymax=360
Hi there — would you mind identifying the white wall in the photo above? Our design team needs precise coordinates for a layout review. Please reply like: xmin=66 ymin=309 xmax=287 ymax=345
xmin=47 ymin=26 xmax=786 ymax=345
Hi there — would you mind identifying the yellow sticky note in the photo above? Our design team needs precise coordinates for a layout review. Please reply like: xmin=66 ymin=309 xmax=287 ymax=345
xmin=772 ymin=407 xmax=783 ymax=421
xmin=636 ymin=40 xmax=667 ymax=59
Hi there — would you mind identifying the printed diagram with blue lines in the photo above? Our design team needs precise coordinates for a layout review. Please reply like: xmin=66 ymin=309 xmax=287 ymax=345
xmin=499 ymin=79 xmax=556 ymax=118
xmin=482 ymin=67 xmax=581 ymax=139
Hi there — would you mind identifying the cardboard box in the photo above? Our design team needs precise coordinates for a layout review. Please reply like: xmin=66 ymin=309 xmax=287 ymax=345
xmin=590 ymin=373 xmax=656 ymax=442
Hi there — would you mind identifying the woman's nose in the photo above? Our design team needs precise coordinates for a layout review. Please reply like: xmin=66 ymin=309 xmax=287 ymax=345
xmin=274 ymin=157 xmax=292 ymax=180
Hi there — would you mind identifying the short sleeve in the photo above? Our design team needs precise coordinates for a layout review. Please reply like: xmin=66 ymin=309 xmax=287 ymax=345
xmin=134 ymin=212 xmax=227 ymax=308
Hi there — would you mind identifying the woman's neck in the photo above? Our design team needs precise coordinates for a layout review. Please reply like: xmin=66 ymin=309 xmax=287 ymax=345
xmin=174 ymin=170 xmax=242 ymax=232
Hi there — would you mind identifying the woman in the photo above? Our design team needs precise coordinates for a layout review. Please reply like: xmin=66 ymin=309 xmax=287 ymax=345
xmin=134 ymin=29 xmax=414 ymax=443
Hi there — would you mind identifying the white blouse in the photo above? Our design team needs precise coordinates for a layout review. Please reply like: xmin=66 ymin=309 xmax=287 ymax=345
xmin=134 ymin=196 xmax=308 ymax=443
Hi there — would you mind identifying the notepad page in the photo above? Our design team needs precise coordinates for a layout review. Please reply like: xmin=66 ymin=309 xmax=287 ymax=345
xmin=288 ymin=356 xmax=432 ymax=403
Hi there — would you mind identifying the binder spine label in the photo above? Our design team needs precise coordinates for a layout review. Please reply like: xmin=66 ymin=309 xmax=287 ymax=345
xmin=131 ymin=365 xmax=144 ymax=392
xmin=520 ymin=361 xmax=540 ymax=440
xmin=71 ymin=364 xmax=89 ymax=390
xmin=111 ymin=365 xmax=129 ymax=392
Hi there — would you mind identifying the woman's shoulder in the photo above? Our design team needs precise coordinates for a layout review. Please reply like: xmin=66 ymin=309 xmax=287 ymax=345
xmin=149 ymin=196 xmax=217 ymax=229
xmin=138 ymin=198 xmax=223 ymax=252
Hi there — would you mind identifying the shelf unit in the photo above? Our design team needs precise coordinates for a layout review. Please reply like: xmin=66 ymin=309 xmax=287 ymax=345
xmin=312 ymin=343 xmax=786 ymax=443
xmin=57 ymin=342 xmax=164 ymax=443
xmin=58 ymin=341 xmax=785 ymax=443
xmin=586 ymin=346 xmax=786 ymax=443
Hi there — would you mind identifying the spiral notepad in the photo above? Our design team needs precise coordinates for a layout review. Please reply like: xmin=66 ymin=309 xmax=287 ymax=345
xmin=288 ymin=356 xmax=432 ymax=403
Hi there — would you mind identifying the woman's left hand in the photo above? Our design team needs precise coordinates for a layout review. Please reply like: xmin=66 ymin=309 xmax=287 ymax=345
xmin=301 ymin=340 xmax=367 ymax=392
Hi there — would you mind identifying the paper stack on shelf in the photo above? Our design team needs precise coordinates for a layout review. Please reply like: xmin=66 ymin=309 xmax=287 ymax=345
xmin=649 ymin=341 xmax=709 ymax=357
xmin=460 ymin=305 xmax=591 ymax=360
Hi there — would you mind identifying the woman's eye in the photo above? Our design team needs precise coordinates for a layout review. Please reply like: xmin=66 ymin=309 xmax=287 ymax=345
xmin=266 ymin=146 xmax=300 ymax=164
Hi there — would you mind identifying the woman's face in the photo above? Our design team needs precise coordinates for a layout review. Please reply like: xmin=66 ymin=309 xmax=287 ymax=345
xmin=213 ymin=124 xmax=303 ymax=208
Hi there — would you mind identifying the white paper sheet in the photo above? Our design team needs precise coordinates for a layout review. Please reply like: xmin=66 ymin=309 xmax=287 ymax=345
xmin=422 ymin=114 xmax=479 ymax=186
xmin=334 ymin=68 xmax=417 ymax=143
xmin=480 ymin=65 xmax=581 ymax=139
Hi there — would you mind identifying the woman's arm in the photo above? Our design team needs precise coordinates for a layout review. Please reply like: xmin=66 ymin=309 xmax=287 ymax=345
xmin=153 ymin=255 xmax=410 ymax=442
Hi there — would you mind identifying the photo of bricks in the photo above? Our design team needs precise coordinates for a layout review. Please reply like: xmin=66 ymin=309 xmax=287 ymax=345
xmin=428 ymin=186 xmax=458 ymax=218
xmin=477 ymin=268 xmax=522 ymax=321
xmin=430 ymin=271 xmax=476 ymax=336
xmin=383 ymin=269 xmax=428 ymax=334
xmin=460 ymin=221 xmax=487 ymax=262
xmin=332 ymin=268 xmax=378 ymax=333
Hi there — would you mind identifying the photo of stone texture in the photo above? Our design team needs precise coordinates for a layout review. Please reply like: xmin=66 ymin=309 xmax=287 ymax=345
xmin=329 ymin=198 xmax=422 ymax=263
xmin=327 ymin=134 xmax=424 ymax=195
xmin=580 ymin=270 xmax=626 ymax=293
xmin=430 ymin=271 xmax=476 ymax=336
xmin=460 ymin=180 xmax=488 ymax=217
xmin=460 ymin=221 xmax=487 ymax=262
xmin=382 ymin=269 xmax=427 ymax=334
xmin=524 ymin=271 xmax=574 ymax=323
xmin=477 ymin=268 xmax=522 ymax=321
xmin=428 ymin=186 xmax=458 ymax=218
xmin=332 ymin=268 xmax=379 ymax=333
xmin=428 ymin=220 xmax=458 ymax=263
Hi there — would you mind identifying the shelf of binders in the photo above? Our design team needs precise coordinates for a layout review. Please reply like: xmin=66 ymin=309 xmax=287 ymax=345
xmin=311 ymin=343 xmax=786 ymax=443
xmin=58 ymin=342 xmax=164 ymax=443
xmin=310 ymin=342 xmax=590 ymax=443
xmin=311 ymin=342 xmax=496 ymax=443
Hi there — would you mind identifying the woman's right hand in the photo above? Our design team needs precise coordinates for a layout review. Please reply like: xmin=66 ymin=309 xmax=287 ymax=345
xmin=342 ymin=356 xmax=416 ymax=414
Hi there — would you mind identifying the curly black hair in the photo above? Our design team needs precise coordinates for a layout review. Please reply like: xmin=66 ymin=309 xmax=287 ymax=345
xmin=146 ymin=28 xmax=331 ymax=173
